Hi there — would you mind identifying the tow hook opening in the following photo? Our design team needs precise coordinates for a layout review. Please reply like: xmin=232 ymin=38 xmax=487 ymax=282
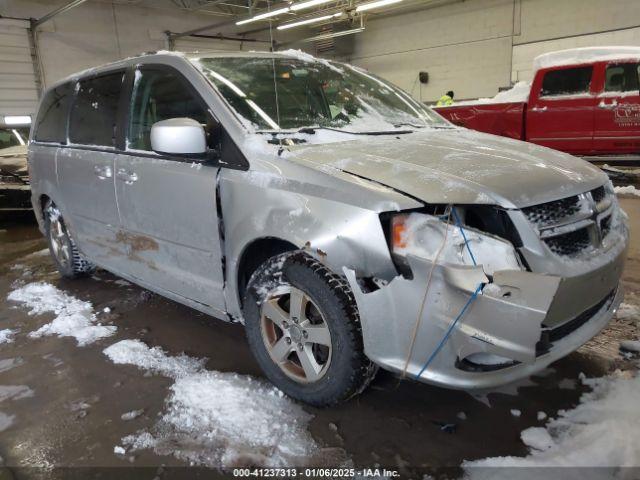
xmin=456 ymin=353 xmax=519 ymax=372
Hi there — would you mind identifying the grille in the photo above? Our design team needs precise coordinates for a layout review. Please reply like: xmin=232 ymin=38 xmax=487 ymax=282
xmin=600 ymin=215 xmax=612 ymax=238
xmin=543 ymin=227 xmax=591 ymax=256
xmin=547 ymin=290 xmax=615 ymax=342
xmin=536 ymin=289 xmax=615 ymax=355
xmin=591 ymin=186 xmax=606 ymax=204
xmin=522 ymin=196 xmax=581 ymax=228
xmin=1 ymin=174 xmax=27 ymax=185
xmin=521 ymin=184 xmax=616 ymax=258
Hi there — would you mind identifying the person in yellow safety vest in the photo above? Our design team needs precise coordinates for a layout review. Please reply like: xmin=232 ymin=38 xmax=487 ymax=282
xmin=436 ymin=90 xmax=455 ymax=107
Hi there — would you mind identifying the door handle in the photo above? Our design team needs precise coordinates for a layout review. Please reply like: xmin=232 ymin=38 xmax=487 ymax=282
xmin=116 ymin=168 xmax=138 ymax=184
xmin=598 ymin=99 xmax=618 ymax=110
xmin=531 ymin=106 xmax=547 ymax=112
xmin=94 ymin=165 xmax=112 ymax=179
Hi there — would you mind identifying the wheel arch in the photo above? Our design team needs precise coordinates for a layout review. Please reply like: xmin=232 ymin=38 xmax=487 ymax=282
xmin=236 ymin=236 xmax=298 ymax=307
xmin=35 ymin=193 xmax=51 ymax=225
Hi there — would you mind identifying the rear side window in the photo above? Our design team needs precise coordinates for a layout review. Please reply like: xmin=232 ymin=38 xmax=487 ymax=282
xmin=540 ymin=67 xmax=593 ymax=97
xmin=34 ymin=83 xmax=74 ymax=143
xmin=69 ymin=72 xmax=125 ymax=147
xmin=128 ymin=68 xmax=208 ymax=151
xmin=605 ymin=63 xmax=640 ymax=92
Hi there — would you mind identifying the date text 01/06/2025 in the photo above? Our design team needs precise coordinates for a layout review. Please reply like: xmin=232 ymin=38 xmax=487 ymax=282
xmin=232 ymin=468 xmax=401 ymax=478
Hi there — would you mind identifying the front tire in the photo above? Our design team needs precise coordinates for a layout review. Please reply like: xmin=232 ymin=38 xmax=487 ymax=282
xmin=44 ymin=201 xmax=94 ymax=278
xmin=243 ymin=252 xmax=377 ymax=406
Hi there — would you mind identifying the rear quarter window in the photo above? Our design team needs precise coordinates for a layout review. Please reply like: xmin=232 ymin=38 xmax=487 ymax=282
xmin=540 ymin=66 xmax=593 ymax=97
xmin=605 ymin=63 xmax=640 ymax=92
xmin=34 ymin=83 xmax=75 ymax=143
xmin=69 ymin=71 xmax=125 ymax=147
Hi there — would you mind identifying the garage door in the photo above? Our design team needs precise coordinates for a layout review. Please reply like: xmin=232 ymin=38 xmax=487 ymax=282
xmin=0 ymin=18 xmax=39 ymax=120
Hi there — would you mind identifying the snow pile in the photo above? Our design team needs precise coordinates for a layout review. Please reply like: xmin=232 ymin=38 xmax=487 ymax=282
xmin=8 ymin=282 xmax=116 ymax=346
xmin=0 ymin=329 xmax=16 ymax=344
xmin=103 ymin=339 xmax=322 ymax=468
xmin=104 ymin=339 xmax=204 ymax=378
xmin=534 ymin=46 xmax=640 ymax=72
xmin=451 ymin=81 xmax=531 ymax=107
xmin=0 ymin=385 xmax=34 ymax=402
xmin=520 ymin=427 xmax=555 ymax=452
xmin=0 ymin=412 xmax=15 ymax=432
xmin=121 ymin=409 xmax=144 ymax=421
xmin=614 ymin=185 xmax=640 ymax=197
xmin=464 ymin=370 xmax=640 ymax=477
xmin=0 ymin=358 xmax=23 ymax=373
xmin=616 ymin=301 xmax=640 ymax=322
xmin=619 ymin=340 xmax=640 ymax=354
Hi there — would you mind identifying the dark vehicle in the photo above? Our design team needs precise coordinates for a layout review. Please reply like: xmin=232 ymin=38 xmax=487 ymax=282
xmin=0 ymin=127 xmax=31 ymax=213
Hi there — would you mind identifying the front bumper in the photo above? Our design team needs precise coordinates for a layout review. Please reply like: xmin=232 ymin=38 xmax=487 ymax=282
xmin=344 ymin=227 xmax=628 ymax=390
xmin=0 ymin=184 xmax=32 ymax=211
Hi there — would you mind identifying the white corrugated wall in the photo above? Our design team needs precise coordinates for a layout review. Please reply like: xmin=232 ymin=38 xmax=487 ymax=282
xmin=0 ymin=18 xmax=39 ymax=121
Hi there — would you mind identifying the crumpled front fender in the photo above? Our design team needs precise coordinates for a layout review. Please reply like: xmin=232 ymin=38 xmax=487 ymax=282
xmin=344 ymin=255 xmax=562 ymax=387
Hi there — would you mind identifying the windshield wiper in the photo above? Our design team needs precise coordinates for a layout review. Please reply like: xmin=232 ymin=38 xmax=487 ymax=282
xmin=393 ymin=122 xmax=426 ymax=129
xmin=296 ymin=126 xmax=414 ymax=136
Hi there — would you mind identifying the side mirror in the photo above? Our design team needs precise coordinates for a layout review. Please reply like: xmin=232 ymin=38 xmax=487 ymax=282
xmin=150 ymin=118 xmax=207 ymax=156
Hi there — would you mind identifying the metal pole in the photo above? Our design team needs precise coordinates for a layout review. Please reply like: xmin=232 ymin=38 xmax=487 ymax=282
xmin=27 ymin=20 xmax=44 ymax=96
xmin=169 ymin=18 xmax=238 ymax=41
xmin=32 ymin=0 xmax=90 ymax=28
xmin=165 ymin=30 xmax=175 ymax=51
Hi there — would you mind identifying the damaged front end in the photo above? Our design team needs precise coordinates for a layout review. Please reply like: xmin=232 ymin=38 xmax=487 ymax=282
xmin=0 ymin=149 xmax=31 ymax=213
xmin=344 ymin=201 xmax=627 ymax=389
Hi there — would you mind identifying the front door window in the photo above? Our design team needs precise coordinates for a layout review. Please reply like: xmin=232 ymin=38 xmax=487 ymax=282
xmin=128 ymin=68 xmax=209 ymax=151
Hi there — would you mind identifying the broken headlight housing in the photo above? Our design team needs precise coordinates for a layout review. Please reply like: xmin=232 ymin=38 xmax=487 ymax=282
xmin=388 ymin=209 xmax=523 ymax=276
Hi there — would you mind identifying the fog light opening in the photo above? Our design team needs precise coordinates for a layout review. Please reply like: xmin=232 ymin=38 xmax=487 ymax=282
xmin=456 ymin=353 xmax=518 ymax=372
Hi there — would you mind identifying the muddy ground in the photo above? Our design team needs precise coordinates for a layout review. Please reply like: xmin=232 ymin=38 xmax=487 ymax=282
xmin=0 ymin=197 xmax=639 ymax=480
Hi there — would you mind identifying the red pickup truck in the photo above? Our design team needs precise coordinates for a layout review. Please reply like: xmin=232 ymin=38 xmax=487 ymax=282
xmin=434 ymin=47 xmax=640 ymax=165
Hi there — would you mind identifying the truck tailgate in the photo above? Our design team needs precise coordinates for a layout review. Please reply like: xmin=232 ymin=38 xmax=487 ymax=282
xmin=434 ymin=102 xmax=526 ymax=140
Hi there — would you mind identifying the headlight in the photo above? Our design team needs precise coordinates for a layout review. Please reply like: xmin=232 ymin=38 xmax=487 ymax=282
xmin=390 ymin=211 xmax=522 ymax=275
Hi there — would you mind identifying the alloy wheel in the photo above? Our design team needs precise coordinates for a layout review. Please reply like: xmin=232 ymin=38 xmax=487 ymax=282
xmin=260 ymin=286 xmax=332 ymax=383
xmin=48 ymin=210 xmax=72 ymax=269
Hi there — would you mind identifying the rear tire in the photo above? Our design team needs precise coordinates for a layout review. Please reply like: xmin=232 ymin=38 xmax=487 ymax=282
xmin=44 ymin=201 xmax=95 ymax=278
xmin=243 ymin=251 xmax=377 ymax=406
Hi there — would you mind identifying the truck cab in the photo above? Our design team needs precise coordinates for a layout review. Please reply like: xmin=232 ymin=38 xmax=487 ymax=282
xmin=527 ymin=49 xmax=640 ymax=157
xmin=435 ymin=47 xmax=640 ymax=163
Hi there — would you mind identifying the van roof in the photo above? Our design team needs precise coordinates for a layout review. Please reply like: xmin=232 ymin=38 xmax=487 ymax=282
xmin=62 ymin=49 xmax=330 ymax=76
xmin=47 ymin=49 xmax=339 ymax=90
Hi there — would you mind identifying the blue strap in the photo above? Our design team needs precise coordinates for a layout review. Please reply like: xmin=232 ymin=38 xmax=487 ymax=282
xmin=413 ymin=207 xmax=484 ymax=379
xmin=414 ymin=282 xmax=483 ymax=380
xmin=452 ymin=208 xmax=477 ymax=266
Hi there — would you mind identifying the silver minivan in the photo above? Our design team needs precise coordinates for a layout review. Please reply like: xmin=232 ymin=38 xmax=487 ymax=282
xmin=28 ymin=51 xmax=628 ymax=405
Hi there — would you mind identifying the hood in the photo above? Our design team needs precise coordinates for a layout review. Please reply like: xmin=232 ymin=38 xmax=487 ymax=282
xmin=286 ymin=128 xmax=607 ymax=209
xmin=0 ymin=145 xmax=29 ymax=181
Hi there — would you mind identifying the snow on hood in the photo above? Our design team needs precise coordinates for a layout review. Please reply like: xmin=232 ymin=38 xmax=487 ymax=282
xmin=444 ymin=81 xmax=531 ymax=107
xmin=533 ymin=46 xmax=640 ymax=72
xmin=285 ymin=128 xmax=606 ymax=209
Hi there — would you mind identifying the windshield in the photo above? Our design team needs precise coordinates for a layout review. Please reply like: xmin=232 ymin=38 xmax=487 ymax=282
xmin=193 ymin=56 xmax=448 ymax=132
xmin=0 ymin=127 xmax=29 ymax=150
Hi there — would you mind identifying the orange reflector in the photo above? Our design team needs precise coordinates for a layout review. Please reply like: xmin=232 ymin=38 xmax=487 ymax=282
xmin=392 ymin=215 xmax=408 ymax=249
